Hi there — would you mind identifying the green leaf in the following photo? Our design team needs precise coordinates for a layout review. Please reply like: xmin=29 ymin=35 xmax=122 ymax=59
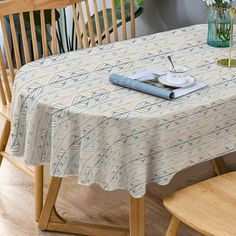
xmin=135 ymin=0 xmax=144 ymax=5
xmin=115 ymin=0 xmax=144 ymax=8
xmin=116 ymin=1 xmax=136 ymax=19
xmin=23 ymin=9 xmax=60 ymax=27
xmin=86 ymin=9 xmax=113 ymax=36
xmin=86 ymin=5 xmax=143 ymax=37
xmin=24 ymin=10 xmax=60 ymax=42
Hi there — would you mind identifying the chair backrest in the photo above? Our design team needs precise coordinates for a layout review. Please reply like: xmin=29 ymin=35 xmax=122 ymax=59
xmin=0 ymin=0 xmax=137 ymax=106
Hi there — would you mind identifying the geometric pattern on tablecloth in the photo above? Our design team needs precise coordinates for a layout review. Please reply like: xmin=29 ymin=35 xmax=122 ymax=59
xmin=11 ymin=25 xmax=236 ymax=197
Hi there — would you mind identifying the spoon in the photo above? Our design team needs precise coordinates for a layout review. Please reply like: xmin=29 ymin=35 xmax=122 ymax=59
xmin=167 ymin=56 xmax=176 ymax=72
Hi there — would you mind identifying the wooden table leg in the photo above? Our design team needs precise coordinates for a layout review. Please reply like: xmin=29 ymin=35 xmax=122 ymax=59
xmin=35 ymin=165 xmax=44 ymax=222
xmin=129 ymin=195 xmax=145 ymax=236
xmin=39 ymin=177 xmax=129 ymax=236
xmin=39 ymin=176 xmax=63 ymax=230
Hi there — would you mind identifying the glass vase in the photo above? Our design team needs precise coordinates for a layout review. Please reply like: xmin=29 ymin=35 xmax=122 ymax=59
xmin=207 ymin=6 xmax=232 ymax=47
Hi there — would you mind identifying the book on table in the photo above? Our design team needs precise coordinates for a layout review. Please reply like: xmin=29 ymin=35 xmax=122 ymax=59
xmin=109 ymin=69 xmax=208 ymax=100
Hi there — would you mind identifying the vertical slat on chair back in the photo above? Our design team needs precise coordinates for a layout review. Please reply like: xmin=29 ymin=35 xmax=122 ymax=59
xmin=0 ymin=0 xmax=137 ymax=89
xmin=51 ymin=8 xmax=58 ymax=54
xmin=92 ymin=0 xmax=103 ymax=45
xmin=0 ymin=16 xmax=15 ymax=83
xmin=9 ymin=14 xmax=22 ymax=69
xmin=40 ymin=10 xmax=48 ymax=57
xmin=29 ymin=11 xmax=40 ymax=60
xmin=0 ymin=75 xmax=6 ymax=106
xmin=101 ymin=0 xmax=111 ymax=43
xmin=85 ymin=0 xmax=96 ymax=46
xmin=19 ymin=12 xmax=31 ymax=63
xmin=77 ymin=2 xmax=89 ymax=48
xmin=0 ymin=46 xmax=12 ymax=105
xmin=111 ymin=0 xmax=118 ymax=42
xmin=130 ymin=0 xmax=136 ymax=38
xmin=120 ymin=0 xmax=127 ymax=40
xmin=71 ymin=4 xmax=84 ymax=49
xmin=76 ymin=0 xmax=137 ymax=45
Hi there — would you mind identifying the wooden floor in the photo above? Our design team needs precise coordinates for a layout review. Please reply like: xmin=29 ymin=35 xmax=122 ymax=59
xmin=0 ymin=153 xmax=236 ymax=236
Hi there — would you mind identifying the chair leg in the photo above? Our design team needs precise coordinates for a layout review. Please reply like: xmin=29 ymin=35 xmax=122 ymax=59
xmin=166 ymin=216 xmax=181 ymax=236
xmin=0 ymin=154 xmax=3 ymax=166
xmin=35 ymin=165 xmax=44 ymax=222
xmin=211 ymin=156 xmax=227 ymax=176
xmin=39 ymin=176 xmax=63 ymax=230
xmin=0 ymin=120 xmax=10 ymax=167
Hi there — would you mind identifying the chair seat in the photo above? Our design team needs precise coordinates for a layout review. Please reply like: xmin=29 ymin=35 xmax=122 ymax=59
xmin=0 ymin=103 xmax=11 ymax=121
xmin=164 ymin=172 xmax=236 ymax=236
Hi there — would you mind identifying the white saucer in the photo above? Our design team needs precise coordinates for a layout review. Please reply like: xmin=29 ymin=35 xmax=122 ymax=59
xmin=158 ymin=75 xmax=196 ymax=88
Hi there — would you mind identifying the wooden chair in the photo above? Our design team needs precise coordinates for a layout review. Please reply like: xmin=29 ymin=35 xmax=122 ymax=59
xmin=164 ymin=171 xmax=236 ymax=236
xmin=0 ymin=0 xmax=137 ymax=230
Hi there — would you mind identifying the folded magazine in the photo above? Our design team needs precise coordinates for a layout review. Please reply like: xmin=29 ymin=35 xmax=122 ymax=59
xmin=109 ymin=69 xmax=207 ymax=100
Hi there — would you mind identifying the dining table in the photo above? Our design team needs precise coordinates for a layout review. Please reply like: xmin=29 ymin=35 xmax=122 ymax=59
xmin=10 ymin=24 xmax=236 ymax=236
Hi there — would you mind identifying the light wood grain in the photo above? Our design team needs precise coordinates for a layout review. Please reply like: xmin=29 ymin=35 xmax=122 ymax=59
xmin=30 ymin=10 xmax=39 ymax=60
xmin=111 ymin=0 xmax=119 ymax=42
xmin=40 ymin=9 xmax=48 ymax=57
xmin=0 ymin=47 xmax=11 ymax=104
xmin=0 ymin=0 xmax=70 ymax=16
xmin=129 ymin=196 xmax=145 ymax=236
xmin=164 ymin=171 xmax=236 ymax=236
xmin=9 ymin=14 xmax=22 ymax=69
xmin=0 ymin=120 xmax=10 ymax=156
xmin=93 ymin=0 xmax=103 ymax=45
xmin=0 ymin=16 xmax=15 ymax=83
xmin=0 ymin=150 xmax=34 ymax=177
xmin=130 ymin=0 xmax=136 ymax=38
xmin=71 ymin=4 xmax=83 ymax=49
xmin=0 ymin=76 xmax=6 ymax=106
xmin=51 ymin=8 xmax=58 ymax=55
xmin=19 ymin=12 xmax=31 ymax=63
xmin=39 ymin=176 xmax=129 ymax=235
xmin=165 ymin=216 xmax=181 ymax=236
xmin=102 ymin=0 xmax=111 ymax=43
xmin=39 ymin=177 xmax=63 ymax=230
xmin=0 ymin=103 xmax=11 ymax=121
xmin=120 ymin=0 xmax=128 ymax=40
xmin=35 ymin=165 xmax=44 ymax=222
xmin=77 ymin=2 xmax=89 ymax=48
xmin=84 ymin=0 xmax=96 ymax=46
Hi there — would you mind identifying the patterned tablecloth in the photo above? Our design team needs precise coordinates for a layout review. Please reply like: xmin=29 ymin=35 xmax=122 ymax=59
xmin=11 ymin=25 xmax=236 ymax=197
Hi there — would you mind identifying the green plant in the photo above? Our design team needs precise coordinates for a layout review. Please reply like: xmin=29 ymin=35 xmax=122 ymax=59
xmin=115 ymin=0 xmax=144 ymax=7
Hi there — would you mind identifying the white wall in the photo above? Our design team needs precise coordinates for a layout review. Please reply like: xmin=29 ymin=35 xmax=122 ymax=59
xmin=135 ymin=0 xmax=209 ymax=37
xmin=0 ymin=1 xmax=228 ymax=48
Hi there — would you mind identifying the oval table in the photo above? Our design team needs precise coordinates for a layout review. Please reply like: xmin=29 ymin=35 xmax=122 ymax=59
xmin=11 ymin=24 xmax=236 ymax=236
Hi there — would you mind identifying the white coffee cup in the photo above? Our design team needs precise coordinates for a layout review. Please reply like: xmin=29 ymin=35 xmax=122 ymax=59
xmin=167 ymin=67 xmax=190 ymax=85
